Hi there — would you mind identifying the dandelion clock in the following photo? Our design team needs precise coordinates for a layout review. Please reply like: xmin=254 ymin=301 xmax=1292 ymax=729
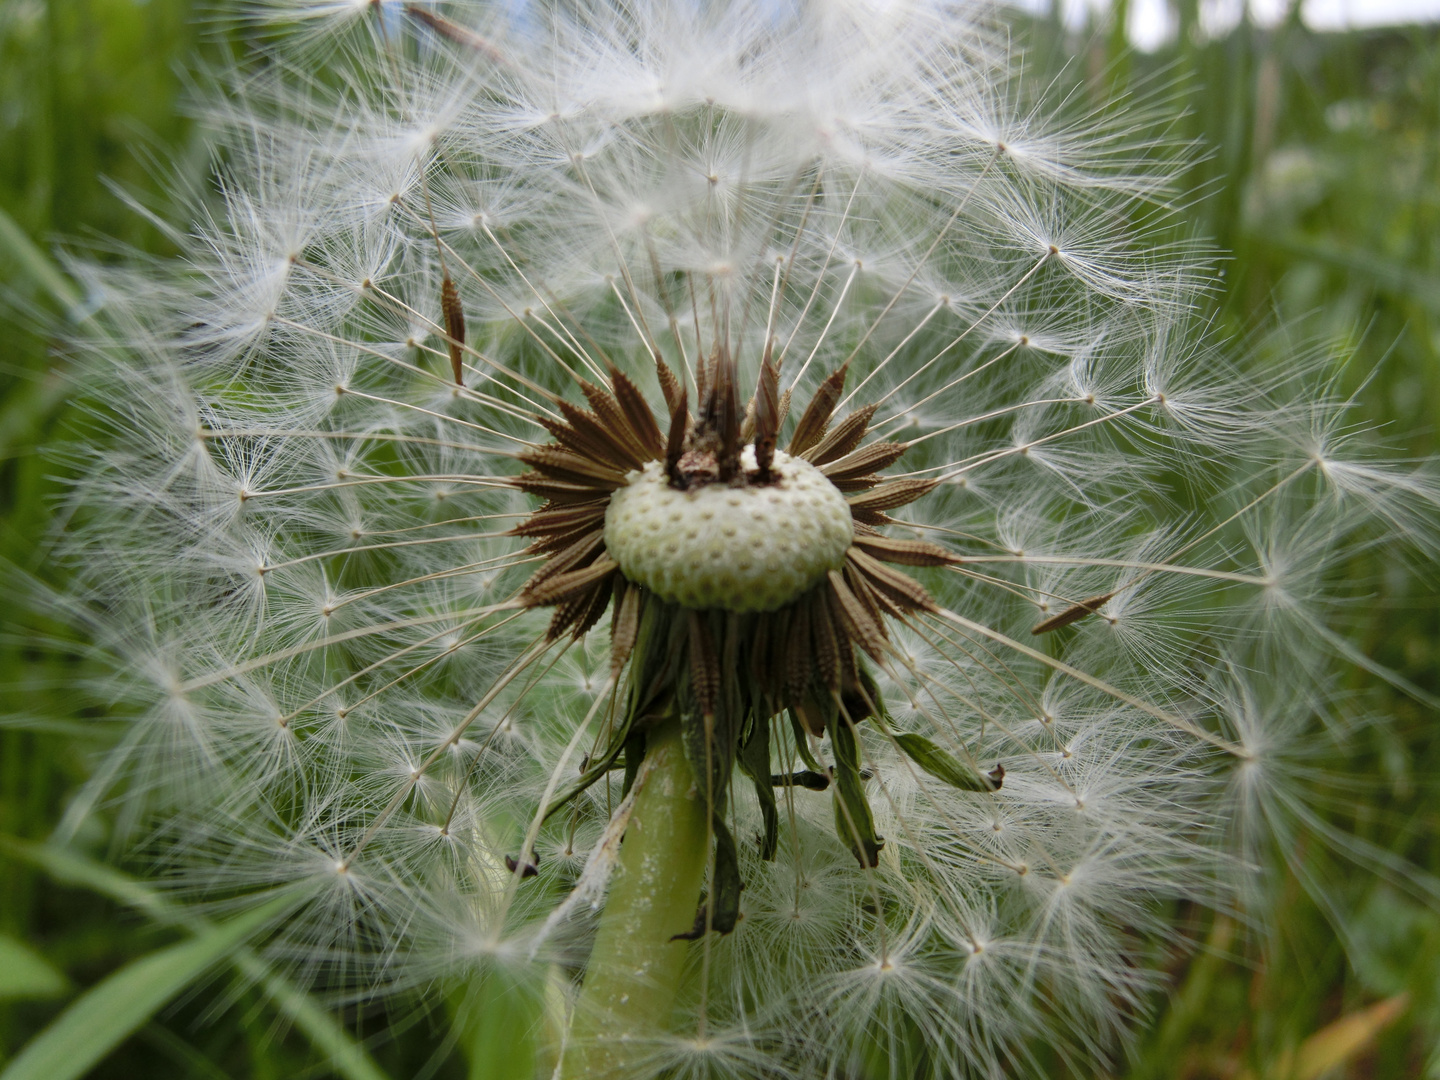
xmin=52 ymin=0 xmax=1440 ymax=1077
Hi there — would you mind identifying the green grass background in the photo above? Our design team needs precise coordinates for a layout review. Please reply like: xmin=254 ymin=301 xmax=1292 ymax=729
xmin=0 ymin=2 xmax=1436 ymax=1076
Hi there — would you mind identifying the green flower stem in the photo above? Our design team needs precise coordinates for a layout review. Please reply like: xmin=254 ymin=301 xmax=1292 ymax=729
xmin=562 ymin=717 xmax=709 ymax=1078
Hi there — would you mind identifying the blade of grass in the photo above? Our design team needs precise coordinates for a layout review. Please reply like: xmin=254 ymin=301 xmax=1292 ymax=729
xmin=0 ymin=894 xmax=288 ymax=1080
xmin=1265 ymin=232 xmax=1440 ymax=314
xmin=240 ymin=954 xmax=391 ymax=1080
xmin=0 ymin=933 xmax=68 ymax=1000
xmin=1127 ymin=915 xmax=1237 ymax=1080
xmin=1234 ymin=993 xmax=1411 ymax=1080
xmin=1291 ymin=994 xmax=1410 ymax=1080
xmin=0 ymin=204 xmax=83 ymax=462
xmin=139 ymin=1020 xmax=242 ymax=1080
xmin=0 ymin=205 xmax=80 ymax=314
xmin=0 ymin=369 xmax=73 ymax=463
xmin=454 ymin=967 xmax=543 ymax=1080
xmin=0 ymin=837 xmax=393 ymax=1080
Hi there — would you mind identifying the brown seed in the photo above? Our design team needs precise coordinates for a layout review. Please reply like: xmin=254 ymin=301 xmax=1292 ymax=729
xmin=520 ymin=530 xmax=606 ymax=596
xmin=821 ymin=440 xmax=910 ymax=482
xmin=406 ymin=5 xmax=508 ymax=63
xmin=688 ymin=612 xmax=720 ymax=717
xmin=851 ymin=533 xmax=957 ymax=567
xmin=752 ymin=342 xmax=780 ymax=481
xmin=1030 ymin=592 xmax=1116 ymax=635
xmin=665 ymin=385 xmax=689 ymax=487
xmin=846 ymin=477 xmax=940 ymax=514
xmin=656 ymin=353 xmax=685 ymax=416
xmin=808 ymin=404 xmax=878 ymax=465
xmin=610 ymin=582 xmax=640 ymax=674
xmin=440 ymin=272 xmax=466 ymax=385
xmin=847 ymin=548 xmax=938 ymax=613
xmin=517 ymin=446 xmax=628 ymax=487
xmin=522 ymin=555 xmax=617 ymax=607
xmin=608 ymin=366 xmax=667 ymax=459
xmin=788 ymin=364 xmax=848 ymax=455
xmin=827 ymin=569 xmax=887 ymax=662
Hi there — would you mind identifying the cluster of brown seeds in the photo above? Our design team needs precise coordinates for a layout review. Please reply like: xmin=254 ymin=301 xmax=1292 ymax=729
xmin=508 ymin=351 xmax=955 ymax=678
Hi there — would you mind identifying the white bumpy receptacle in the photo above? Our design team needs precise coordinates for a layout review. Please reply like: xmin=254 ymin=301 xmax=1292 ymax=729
xmin=603 ymin=448 xmax=854 ymax=612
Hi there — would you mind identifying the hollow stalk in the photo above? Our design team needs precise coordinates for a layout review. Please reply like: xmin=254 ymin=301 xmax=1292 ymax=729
xmin=562 ymin=717 xmax=710 ymax=1077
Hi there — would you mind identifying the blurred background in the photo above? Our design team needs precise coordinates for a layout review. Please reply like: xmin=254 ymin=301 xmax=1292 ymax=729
xmin=1 ymin=1 xmax=1437 ymax=1077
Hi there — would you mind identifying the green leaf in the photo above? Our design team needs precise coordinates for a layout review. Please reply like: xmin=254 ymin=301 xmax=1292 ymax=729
xmin=827 ymin=713 xmax=883 ymax=869
xmin=0 ymin=934 xmax=68 ymax=1000
xmin=786 ymin=708 xmax=826 ymax=773
xmin=892 ymin=733 xmax=999 ymax=793
xmin=707 ymin=816 xmax=744 ymax=935
xmin=678 ymin=697 xmax=745 ymax=936
xmin=0 ymin=205 xmax=89 ymax=463
xmin=1 ymin=839 xmax=167 ymax=921
xmin=737 ymin=710 xmax=778 ymax=861
xmin=0 ymin=895 xmax=289 ymax=1080
xmin=236 ymin=955 xmax=390 ymax=1080
xmin=0 ymin=375 xmax=72 ymax=463
xmin=1264 ymin=232 xmax=1440 ymax=314
xmin=540 ymin=705 xmax=636 ymax=821
xmin=454 ymin=969 xmax=544 ymax=1080
xmin=620 ymin=727 xmax=646 ymax=797
xmin=0 ymin=204 xmax=81 ymax=313
xmin=0 ymin=838 xmax=392 ymax=1080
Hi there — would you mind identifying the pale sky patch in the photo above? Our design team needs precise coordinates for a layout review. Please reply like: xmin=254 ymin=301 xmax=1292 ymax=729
xmin=1011 ymin=0 xmax=1440 ymax=48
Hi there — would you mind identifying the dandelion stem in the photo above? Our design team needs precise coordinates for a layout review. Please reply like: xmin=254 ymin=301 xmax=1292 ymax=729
xmin=563 ymin=718 xmax=709 ymax=1079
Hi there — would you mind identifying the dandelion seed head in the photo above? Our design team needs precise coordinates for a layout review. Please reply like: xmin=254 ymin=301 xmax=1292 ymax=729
xmin=47 ymin=0 xmax=1440 ymax=1075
